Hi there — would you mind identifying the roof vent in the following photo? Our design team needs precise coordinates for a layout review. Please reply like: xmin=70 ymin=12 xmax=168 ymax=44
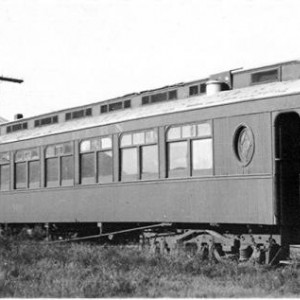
xmin=206 ymin=80 xmax=222 ymax=96
xmin=14 ymin=113 xmax=23 ymax=120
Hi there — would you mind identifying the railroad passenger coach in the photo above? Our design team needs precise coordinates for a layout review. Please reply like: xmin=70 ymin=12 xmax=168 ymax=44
xmin=1 ymin=60 xmax=300 ymax=257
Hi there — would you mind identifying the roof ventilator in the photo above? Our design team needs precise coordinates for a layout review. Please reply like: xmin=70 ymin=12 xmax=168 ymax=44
xmin=14 ymin=113 xmax=23 ymax=120
xmin=206 ymin=79 xmax=230 ymax=96
xmin=206 ymin=80 xmax=223 ymax=96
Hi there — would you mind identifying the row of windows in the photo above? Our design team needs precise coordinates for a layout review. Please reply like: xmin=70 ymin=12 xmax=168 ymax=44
xmin=5 ymin=84 xmax=207 ymax=134
xmin=35 ymin=116 xmax=58 ymax=127
xmin=5 ymin=101 xmax=129 ymax=135
xmin=101 ymin=100 xmax=131 ymax=114
xmin=0 ymin=122 xmax=213 ymax=191
xmin=189 ymin=83 xmax=206 ymax=96
xmin=6 ymin=122 xmax=28 ymax=134
xmin=65 ymin=108 xmax=92 ymax=121
xmin=142 ymin=90 xmax=177 ymax=105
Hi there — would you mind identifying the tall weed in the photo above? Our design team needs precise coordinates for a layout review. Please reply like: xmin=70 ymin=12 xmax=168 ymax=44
xmin=0 ymin=239 xmax=299 ymax=297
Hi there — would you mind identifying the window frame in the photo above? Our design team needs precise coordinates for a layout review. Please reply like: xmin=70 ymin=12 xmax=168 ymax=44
xmin=79 ymin=136 xmax=113 ymax=185
xmin=45 ymin=142 xmax=74 ymax=187
xmin=119 ymin=129 xmax=159 ymax=182
xmin=250 ymin=67 xmax=280 ymax=85
xmin=166 ymin=121 xmax=213 ymax=178
xmin=14 ymin=147 xmax=41 ymax=189
xmin=141 ymin=90 xmax=178 ymax=106
xmin=189 ymin=83 xmax=207 ymax=97
xmin=0 ymin=152 xmax=10 ymax=191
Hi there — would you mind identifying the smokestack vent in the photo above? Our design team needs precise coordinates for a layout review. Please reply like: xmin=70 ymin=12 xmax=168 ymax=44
xmin=206 ymin=80 xmax=222 ymax=96
xmin=14 ymin=113 xmax=23 ymax=120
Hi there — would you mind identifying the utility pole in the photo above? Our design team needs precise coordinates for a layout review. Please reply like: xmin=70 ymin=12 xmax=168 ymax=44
xmin=0 ymin=76 xmax=23 ymax=122
xmin=0 ymin=76 xmax=23 ymax=84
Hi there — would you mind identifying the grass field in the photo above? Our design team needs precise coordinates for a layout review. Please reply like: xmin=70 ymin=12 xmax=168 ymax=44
xmin=0 ymin=235 xmax=300 ymax=297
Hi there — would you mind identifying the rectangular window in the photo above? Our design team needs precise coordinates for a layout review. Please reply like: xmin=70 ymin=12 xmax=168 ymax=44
xmin=29 ymin=160 xmax=40 ymax=188
xmin=121 ymin=134 xmax=132 ymax=147
xmin=15 ymin=162 xmax=27 ymax=189
xmin=81 ymin=153 xmax=95 ymax=184
xmin=145 ymin=130 xmax=157 ymax=144
xmin=101 ymin=137 xmax=112 ymax=149
xmin=200 ymin=83 xmax=206 ymax=94
xmin=85 ymin=108 xmax=92 ymax=116
xmin=133 ymin=132 xmax=145 ymax=145
xmin=35 ymin=115 xmax=59 ymax=127
xmin=151 ymin=92 xmax=167 ymax=103
xmin=124 ymin=100 xmax=131 ymax=108
xmin=121 ymin=148 xmax=138 ymax=181
xmin=98 ymin=151 xmax=113 ymax=183
xmin=12 ymin=124 xmax=22 ymax=131
xmin=192 ymin=139 xmax=213 ymax=176
xmin=72 ymin=110 xmax=84 ymax=119
xmin=167 ymin=127 xmax=181 ymax=140
xmin=142 ymin=96 xmax=150 ymax=105
xmin=167 ymin=122 xmax=213 ymax=178
xmin=61 ymin=156 xmax=74 ymax=186
xmin=189 ymin=85 xmax=198 ymax=96
xmin=109 ymin=102 xmax=123 ymax=112
xmin=41 ymin=117 xmax=51 ymax=125
xmin=46 ymin=158 xmax=59 ymax=187
xmin=168 ymin=141 xmax=188 ymax=178
xmin=182 ymin=125 xmax=196 ymax=138
xmin=65 ymin=109 xmax=92 ymax=121
xmin=120 ymin=129 xmax=158 ymax=182
xmin=251 ymin=69 xmax=279 ymax=84
xmin=80 ymin=137 xmax=112 ymax=185
xmin=15 ymin=148 xmax=40 ymax=189
xmin=101 ymin=105 xmax=108 ymax=113
xmin=197 ymin=123 xmax=211 ymax=137
xmin=7 ymin=122 xmax=28 ymax=133
xmin=65 ymin=113 xmax=71 ymax=120
xmin=168 ymin=90 xmax=177 ymax=100
xmin=0 ymin=165 xmax=10 ymax=191
xmin=141 ymin=145 xmax=158 ymax=180
xmin=53 ymin=116 xmax=58 ymax=123
xmin=46 ymin=142 xmax=74 ymax=187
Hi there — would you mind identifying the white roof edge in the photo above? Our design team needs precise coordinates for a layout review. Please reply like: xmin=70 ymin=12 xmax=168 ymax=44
xmin=1 ymin=79 xmax=300 ymax=144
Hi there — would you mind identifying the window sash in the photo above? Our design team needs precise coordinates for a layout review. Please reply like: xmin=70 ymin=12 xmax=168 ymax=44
xmin=121 ymin=130 xmax=157 ymax=147
xmin=15 ymin=162 xmax=27 ymax=189
xmin=81 ymin=153 xmax=96 ymax=184
xmin=29 ymin=160 xmax=40 ymax=188
xmin=191 ymin=138 xmax=213 ymax=176
xmin=121 ymin=148 xmax=138 ymax=181
xmin=15 ymin=148 xmax=39 ymax=162
xmin=98 ymin=151 xmax=113 ymax=183
xmin=80 ymin=137 xmax=112 ymax=153
xmin=167 ymin=141 xmax=188 ymax=178
xmin=61 ymin=156 xmax=74 ymax=186
xmin=46 ymin=142 xmax=73 ymax=158
xmin=46 ymin=157 xmax=59 ymax=187
xmin=0 ymin=164 xmax=10 ymax=191
xmin=167 ymin=122 xmax=211 ymax=141
xmin=141 ymin=145 xmax=159 ymax=180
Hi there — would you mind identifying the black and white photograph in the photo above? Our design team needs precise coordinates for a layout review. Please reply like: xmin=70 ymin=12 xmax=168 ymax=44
xmin=1 ymin=0 xmax=300 ymax=297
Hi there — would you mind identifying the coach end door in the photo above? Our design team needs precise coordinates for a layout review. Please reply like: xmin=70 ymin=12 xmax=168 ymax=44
xmin=275 ymin=112 xmax=300 ymax=245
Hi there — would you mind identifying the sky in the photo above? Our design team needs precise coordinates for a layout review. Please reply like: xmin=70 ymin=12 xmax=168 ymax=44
xmin=0 ymin=0 xmax=300 ymax=121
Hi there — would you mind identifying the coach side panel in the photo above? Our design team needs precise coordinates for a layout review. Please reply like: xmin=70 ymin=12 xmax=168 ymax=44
xmin=0 ymin=111 xmax=274 ymax=225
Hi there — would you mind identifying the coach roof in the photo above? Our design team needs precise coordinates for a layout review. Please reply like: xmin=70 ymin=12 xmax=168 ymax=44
xmin=1 ymin=78 xmax=300 ymax=144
